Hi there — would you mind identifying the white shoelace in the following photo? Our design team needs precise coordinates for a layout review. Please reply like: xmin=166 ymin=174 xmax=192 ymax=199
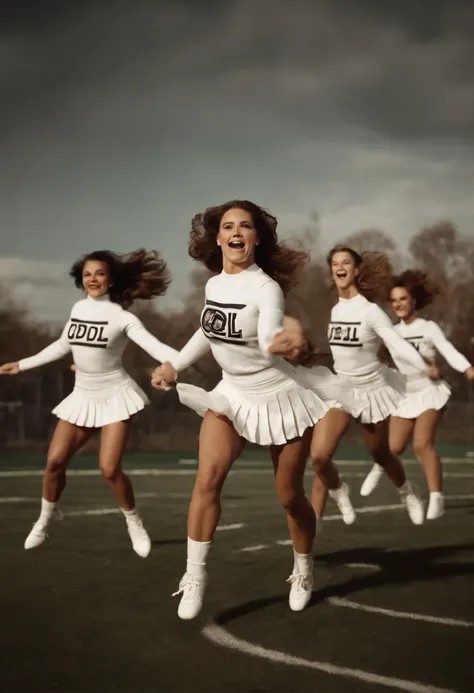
xmin=171 ymin=572 xmax=203 ymax=598
xmin=286 ymin=573 xmax=312 ymax=592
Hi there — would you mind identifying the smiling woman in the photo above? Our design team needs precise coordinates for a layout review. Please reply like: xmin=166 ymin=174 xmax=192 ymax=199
xmin=0 ymin=248 xmax=178 ymax=559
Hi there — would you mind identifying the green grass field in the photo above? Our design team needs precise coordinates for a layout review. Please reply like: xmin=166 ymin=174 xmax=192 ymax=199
xmin=1 ymin=453 xmax=473 ymax=692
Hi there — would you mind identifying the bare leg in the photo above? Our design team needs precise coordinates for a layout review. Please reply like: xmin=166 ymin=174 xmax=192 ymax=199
xmin=188 ymin=411 xmax=245 ymax=541
xmin=361 ymin=420 xmax=406 ymax=488
xmin=270 ymin=428 xmax=315 ymax=554
xmin=310 ymin=409 xmax=351 ymax=517
xmin=175 ymin=411 xmax=245 ymax=620
xmin=413 ymin=409 xmax=443 ymax=493
xmin=43 ymin=420 xmax=94 ymax=502
xmin=389 ymin=416 xmax=416 ymax=459
xmin=99 ymin=419 xmax=134 ymax=510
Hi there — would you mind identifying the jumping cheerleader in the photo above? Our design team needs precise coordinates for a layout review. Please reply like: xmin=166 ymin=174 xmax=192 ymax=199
xmin=361 ymin=269 xmax=474 ymax=519
xmin=0 ymin=250 xmax=178 ymax=557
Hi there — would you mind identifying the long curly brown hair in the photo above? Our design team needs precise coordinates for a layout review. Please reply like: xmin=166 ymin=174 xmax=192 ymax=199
xmin=391 ymin=269 xmax=441 ymax=310
xmin=70 ymin=249 xmax=171 ymax=308
xmin=188 ymin=200 xmax=309 ymax=295
xmin=327 ymin=244 xmax=393 ymax=303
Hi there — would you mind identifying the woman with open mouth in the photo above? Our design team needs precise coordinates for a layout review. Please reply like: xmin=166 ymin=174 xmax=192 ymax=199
xmin=0 ymin=249 xmax=179 ymax=558
xmin=270 ymin=245 xmax=440 ymax=528
xmin=361 ymin=269 xmax=474 ymax=520
xmin=151 ymin=200 xmax=362 ymax=620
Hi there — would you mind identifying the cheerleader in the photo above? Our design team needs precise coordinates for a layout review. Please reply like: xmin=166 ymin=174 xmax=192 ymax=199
xmin=151 ymin=201 xmax=361 ymax=620
xmin=361 ymin=270 xmax=474 ymax=520
xmin=270 ymin=245 xmax=439 ymax=526
xmin=0 ymin=250 xmax=178 ymax=557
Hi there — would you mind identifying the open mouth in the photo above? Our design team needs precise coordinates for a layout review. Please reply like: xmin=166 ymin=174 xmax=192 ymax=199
xmin=228 ymin=241 xmax=245 ymax=249
xmin=336 ymin=271 xmax=347 ymax=279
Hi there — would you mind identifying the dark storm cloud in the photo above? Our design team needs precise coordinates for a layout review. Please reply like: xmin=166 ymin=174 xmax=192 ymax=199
xmin=1 ymin=0 xmax=473 ymax=143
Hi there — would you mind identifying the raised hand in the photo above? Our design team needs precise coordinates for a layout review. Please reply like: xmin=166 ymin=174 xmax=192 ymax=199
xmin=0 ymin=362 xmax=20 ymax=375
xmin=268 ymin=316 xmax=307 ymax=360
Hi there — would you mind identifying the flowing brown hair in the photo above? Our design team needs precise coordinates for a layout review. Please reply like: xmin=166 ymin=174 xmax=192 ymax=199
xmin=327 ymin=244 xmax=393 ymax=303
xmin=70 ymin=249 xmax=171 ymax=308
xmin=188 ymin=200 xmax=309 ymax=295
xmin=391 ymin=269 xmax=440 ymax=310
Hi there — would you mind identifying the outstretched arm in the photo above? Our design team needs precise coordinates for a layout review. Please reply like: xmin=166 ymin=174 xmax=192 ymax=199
xmin=367 ymin=305 xmax=436 ymax=376
xmin=427 ymin=322 xmax=473 ymax=377
xmin=151 ymin=328 xmax=211 ymax=390
xmin=6 ymin=324 xmax=73 ymax=373
xmin=121 ymin=312 xmax=179 ymax=364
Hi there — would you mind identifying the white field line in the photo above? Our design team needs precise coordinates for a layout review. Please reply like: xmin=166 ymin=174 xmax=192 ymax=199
xmin=327 ymin=597 xmax=474 ymax=628
xmin=202 ymin=623 xmax=459 ymax=693
xmin=216 ymin=523 xmax=246 ymax=532
xmin=240 ymin=544 xmax=272 ymax=552
xmin=345 ymin=562 xmax=382 ymax=571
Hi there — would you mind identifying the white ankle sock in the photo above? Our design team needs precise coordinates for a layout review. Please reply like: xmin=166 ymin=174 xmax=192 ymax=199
xmin=186 ymin=537 xmax=211 ymax=575
xmin=398 ymin=481 xmax=410 ymax=493
xmin=39 ymin=497 xmax=56 ymax=522
xmin=121 ymin=507 xmax=138 ymax=519
xmin=430 ymin=491 xmax=443 ymax=499
xmin=293 ymin=550 xmax=313 ymax=575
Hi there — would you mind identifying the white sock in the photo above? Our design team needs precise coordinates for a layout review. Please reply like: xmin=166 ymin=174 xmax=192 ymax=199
xmin=293 ymin=550 xmax=313 ymax=575
xmin=39 ymin=497 xmax=56 ymax=522
xmin=430 ymin=491 xmax=443 ymax=500
xmin=398 ymin=481 xmax=410 ymax=493
xmin=121 ymin=507 xmax=138 ymax=519
xmin=329 ymin=484 xmax=344 ymax=498
xmin=186 ymin=537 xmax=211 ymax=575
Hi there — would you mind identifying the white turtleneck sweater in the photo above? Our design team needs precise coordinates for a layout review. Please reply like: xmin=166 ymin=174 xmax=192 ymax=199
xmin=170 ymin=264 xmax=287 ymax=378
xmin=328 ymin=293 xmax=427 ymax=380
xmin=18 ymin=294 xmax=178 ymax=374
xmin=393 ymin=318 xmax=471 ymax=378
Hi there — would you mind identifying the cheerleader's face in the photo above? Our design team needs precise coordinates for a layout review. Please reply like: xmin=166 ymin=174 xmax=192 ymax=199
xmin=331 ymin=251 xmax=359 ymax=291
xmin=217 ymin=208 xmax=259 ymax=270
xmin=82 ymin=260 xmax=110 ymax=298
xmin=391 ymin=287 xmax=415 ymax=319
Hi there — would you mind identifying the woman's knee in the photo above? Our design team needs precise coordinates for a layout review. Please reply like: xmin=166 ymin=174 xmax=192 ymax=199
xmin=413 ymin=437 xmax=433 ymax=458
xmin=194 ymin=461 xmax=227 ymax=499
xmin=310 ymin=446 xmax=332 ymax=473
xmin=99 ymin=462 xmax=122 ymax=482
xmin=46 ymin=451 xmax=68 ymax=475
xmin=389 ymin=437 xmax=407 ymax=457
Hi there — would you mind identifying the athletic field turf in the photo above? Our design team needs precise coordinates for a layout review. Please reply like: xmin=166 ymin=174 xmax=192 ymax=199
xmin=1 ymin=451 xmax=473 ymax=692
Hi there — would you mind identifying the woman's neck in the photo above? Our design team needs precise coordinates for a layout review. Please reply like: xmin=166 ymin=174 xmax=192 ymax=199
xmin=402 ymin=312 xmax=418 ymax=325
xmin=338 ymin=285 xmax=359 ymax=300
xmin=222 ymin=258 xmax=256 ymax=275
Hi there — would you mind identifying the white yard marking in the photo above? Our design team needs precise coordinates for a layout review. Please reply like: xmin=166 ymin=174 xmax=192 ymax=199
xmin=240 ymin=544 xmax=272 ymax=552
xmin=345 ymin=562 xmax=381 ymax=571
xmin=64 ymin=508 xmax=121 ymax=517
xmin=0 ymin=496 xmax=35 ymax=504
xmin=216 ymin=523 xmax=246 ymax=532
xmin=327 ymin=596 xmax=474 ymax=628
xmin=178 ymin=458 xmax=197 ymax=465
xmin=202 ymin=623 xmax=459 ymax=693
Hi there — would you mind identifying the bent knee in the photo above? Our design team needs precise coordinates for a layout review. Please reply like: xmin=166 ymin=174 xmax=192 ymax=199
xmin=413 ymin=439 xmax=433 ymax=457
xmin=310 ymin=447 xmax=332 ymax=472
xmin=194 ymin=463 xmax=227 ymax=497
xmin=99 ymin=463 xmax=122 ymax=482
xmin=389 ymin=439 xmax=406 ymax=457
xmin=46 ymin=454 xmax=68 ymax=475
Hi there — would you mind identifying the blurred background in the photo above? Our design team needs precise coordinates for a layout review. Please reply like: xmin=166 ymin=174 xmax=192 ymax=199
xmin=1 ymin=0 xmax=473 ymax=451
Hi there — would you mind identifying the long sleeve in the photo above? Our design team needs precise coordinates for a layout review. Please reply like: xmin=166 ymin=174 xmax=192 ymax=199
xmin=427 ymin=322 xmax=471 ymax=372
xmin=256 ymin=281 xmax=285 ymax=353
xmin=367 ymin=305 xmax=427 ymax=372
xmin=171 ymin=328 xmax=211 ymax=373
xmin=121 ymin=312 xmax=179 ymax=364
xmin=18 ymin=324 xmax=72 ymax=372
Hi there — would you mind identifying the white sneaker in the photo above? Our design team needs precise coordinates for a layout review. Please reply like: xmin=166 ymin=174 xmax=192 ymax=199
xmin=329 ymin=482 xmax=356 ymax=525
xmin=173 ymin=571 xmax=208 ymax=620
xmin=400 ymin=482 xmax=425 ymax=525
xmin=126 ymin=515 xmax=151 ymax=558
xmin=360 ymin=464 xmax=384 ymax=497
xmin=24 ymin=509 xmax=62 ymax=550
xmin=287 ymin=572 xmax=314 ymax=612
xmin=427 ymin=493 xmax=444 ymax=520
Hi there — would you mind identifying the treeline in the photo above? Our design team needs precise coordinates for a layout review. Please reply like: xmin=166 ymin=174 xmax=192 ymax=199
xmin=1 ymin=220 xmax=473 ymax=451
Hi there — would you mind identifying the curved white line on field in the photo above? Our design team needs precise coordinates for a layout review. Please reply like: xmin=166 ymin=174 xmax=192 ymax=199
xmin=202 ymin=623 xmax=458 ymax=693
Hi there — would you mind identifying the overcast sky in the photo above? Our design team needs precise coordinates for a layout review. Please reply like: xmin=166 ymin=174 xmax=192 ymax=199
xmin=1 ymin=0 xmax=473 ymax=323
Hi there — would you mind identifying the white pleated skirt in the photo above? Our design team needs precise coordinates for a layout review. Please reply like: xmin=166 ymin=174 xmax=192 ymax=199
xmin=53 ymin=368 xmax=149 ymax=428
xmin=176 ymin=367 xmax=331 ymax=446
xmin=340 ymin=366 xmax=407 ymax=424
xmin=392 ymin=378 xmax=451 ymax=419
